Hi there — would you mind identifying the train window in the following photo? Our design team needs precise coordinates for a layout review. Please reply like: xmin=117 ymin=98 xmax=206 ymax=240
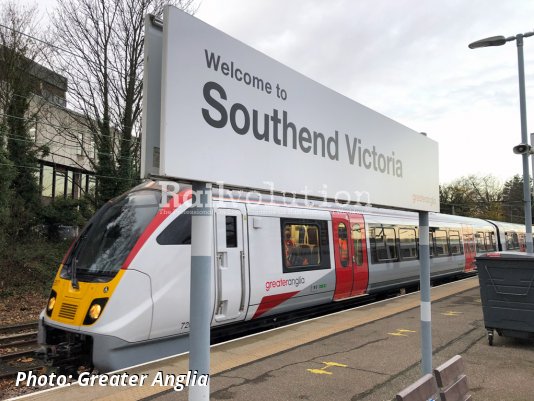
xmin=338 ymin=223 xmax=349 ymax=267
xmin=434 ymin=229 xmax=449 ymax=256
xmin=485 ymin=232 xmax=497 ymax=252
xmin=518 ymin=233 xmax=526 ymax=252
xmin=449 ymin=230 xmax=462 ymax=255
xmin=156 ymin=212 xmax=192 ymax=245
xmin=475 ymin=231 xmax=486 ymax=253
xmin=505 ymin=232 xmax=520 ymax=250
xmin=62 ymin=189 xmax=162 ymax=280
xmin=428 ymin=227 xmax=434 ymax=258
xmin=476 ymin=231 xmax=497 ymax=253
xmin=280 ymin=219 xmax=330 ymax=272
xmin=226 ymin=216 xmax=238 ymax=248
xmin=351 ymin=224 xmax=363 ymax=266
xmin=370 ymin=225 xmax=398 ymax=263
xmin=399 ymin=227 xmax=418 ymax=260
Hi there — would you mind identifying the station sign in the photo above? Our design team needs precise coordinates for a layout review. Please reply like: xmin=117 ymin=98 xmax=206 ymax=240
xmin=143 ymin=6 xmax=439 ymax=212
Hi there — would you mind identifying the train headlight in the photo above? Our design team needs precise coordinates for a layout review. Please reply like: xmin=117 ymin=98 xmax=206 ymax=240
xmin=89 ymin=304 xmax=102 ymax=320
xmin=83 ymin=298 xmax=108 ymax=325
xmin=46 ymin=290 xmax=57 ymax=317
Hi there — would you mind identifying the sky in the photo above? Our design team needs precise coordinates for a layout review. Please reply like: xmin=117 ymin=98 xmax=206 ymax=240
xmin=34 ymin=0 xmax=534 ymax=184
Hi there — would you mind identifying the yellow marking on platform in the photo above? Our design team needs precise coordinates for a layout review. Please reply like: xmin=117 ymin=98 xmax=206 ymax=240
xmin=442 ymin=311 xmax=463 ymax=316
xmin=388 ymin=328 xmax=416 ymax=337
xmin=307 ymin=368 xmax=333 ymax=375
xmin=307 ymin=361 xmax=348 ymax=375
xmin=323 ymin=362 xmax=348 ymax=368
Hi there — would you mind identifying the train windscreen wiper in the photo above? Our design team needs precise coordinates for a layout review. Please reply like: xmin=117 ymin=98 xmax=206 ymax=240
xmin=69 ymin=223 xmax=92 ymax=289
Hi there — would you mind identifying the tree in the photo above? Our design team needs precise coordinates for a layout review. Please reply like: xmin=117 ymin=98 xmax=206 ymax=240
xmin=440 ymin=175 xmax=504 ymax=220
xmin=502 ymin=174 xmax=533 ymax=224
xmin=0 ymin=1 xmax=49 ymax=239
xmin=51 ymin=0 xmax=197 ymax=205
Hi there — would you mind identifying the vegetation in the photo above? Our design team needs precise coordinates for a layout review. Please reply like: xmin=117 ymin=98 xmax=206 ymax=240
xmin=0 ymin=0 xmax=531 ymax=304
xmin=439 ymin=174 xmax=531 ymax=223
xmin=50 ymin=0 xmax=197 ymax=206
xmin=0 ymin=0 xmax=197 ymax=301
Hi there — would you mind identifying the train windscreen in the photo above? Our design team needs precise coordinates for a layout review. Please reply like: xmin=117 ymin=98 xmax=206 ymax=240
xmin=61 ymin=189 xmax=161 ymax=282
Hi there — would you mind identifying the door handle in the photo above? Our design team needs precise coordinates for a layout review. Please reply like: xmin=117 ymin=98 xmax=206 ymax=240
xmin=216 ymin=252 xmax=223 ymax=314
xmin=239 ymin=251 xmax=246 ymax=311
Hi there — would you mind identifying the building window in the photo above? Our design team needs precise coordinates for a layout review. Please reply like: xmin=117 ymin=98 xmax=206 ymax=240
xmin=42 ymin=165 xmax=53 ymax=198
xmin=73 ymin=172 xmax=82 ymax=199
xmin=38 ymin=163 xmax=95 ymax=201
xmin=55 ymin=168 xmax=66 ymax=198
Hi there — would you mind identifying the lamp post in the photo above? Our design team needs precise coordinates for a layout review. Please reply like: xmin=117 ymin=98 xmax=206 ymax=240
xmin=469 ymin=31 xmax=534 ymax=253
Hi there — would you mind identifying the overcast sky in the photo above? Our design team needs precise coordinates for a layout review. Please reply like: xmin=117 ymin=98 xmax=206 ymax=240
xmin=35 ymin=0 xmax=534 ymax=184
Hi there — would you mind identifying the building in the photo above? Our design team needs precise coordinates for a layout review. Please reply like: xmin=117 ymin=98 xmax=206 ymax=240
xmin=26 ymin=62 xmax=97 ymax=203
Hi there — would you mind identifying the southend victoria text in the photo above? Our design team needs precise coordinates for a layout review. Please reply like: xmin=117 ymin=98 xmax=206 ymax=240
xmin=202 ymin=50 xmax=404 ymax=178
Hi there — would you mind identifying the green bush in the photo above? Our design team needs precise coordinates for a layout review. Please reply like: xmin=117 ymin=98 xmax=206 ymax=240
xmin=0 ymin=239 xmax=71 ymax=297
xmin=40 ymin=197 xmax=94 ymax=240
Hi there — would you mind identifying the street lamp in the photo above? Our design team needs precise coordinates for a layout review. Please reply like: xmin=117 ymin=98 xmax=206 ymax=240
xmin=469 ymin=31 xmax=534 ymax=253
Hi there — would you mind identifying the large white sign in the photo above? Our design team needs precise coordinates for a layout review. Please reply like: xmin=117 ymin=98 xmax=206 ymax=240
xmin=155 ymin=6 xmax=439 ymax=212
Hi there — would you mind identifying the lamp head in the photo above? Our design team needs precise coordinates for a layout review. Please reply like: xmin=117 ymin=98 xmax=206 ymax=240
xmin=468 ymin=35 xmax=507 ymax=49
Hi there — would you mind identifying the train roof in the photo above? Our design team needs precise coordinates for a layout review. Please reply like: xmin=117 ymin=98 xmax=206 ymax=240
xmin=135 ymin=179 xmax=521 ymax=230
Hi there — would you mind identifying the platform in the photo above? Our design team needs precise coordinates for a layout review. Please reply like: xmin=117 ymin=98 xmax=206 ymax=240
xmin=10 ymin=277 xmax=534 ymax=401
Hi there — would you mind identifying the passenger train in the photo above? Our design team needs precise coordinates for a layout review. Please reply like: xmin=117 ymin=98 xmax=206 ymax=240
xmin=38 ymin=180 xmax=526 ymax=373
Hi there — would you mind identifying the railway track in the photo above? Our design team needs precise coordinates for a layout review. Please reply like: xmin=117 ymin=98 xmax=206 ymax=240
xmin=0 ymin=321 xmax=44 ymax=380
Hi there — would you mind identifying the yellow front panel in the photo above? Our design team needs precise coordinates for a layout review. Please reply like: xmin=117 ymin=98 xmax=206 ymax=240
xmin=49 ymin=265 xmax=125 ymax=326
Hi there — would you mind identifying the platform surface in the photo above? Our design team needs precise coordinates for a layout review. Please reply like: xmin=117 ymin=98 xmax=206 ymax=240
xmin=11 ymin=277 xmax=534 ymax=401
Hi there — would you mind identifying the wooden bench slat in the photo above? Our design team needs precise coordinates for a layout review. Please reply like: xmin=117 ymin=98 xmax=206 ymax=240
xmin=395 ymin=373 xmax=438 ymax=401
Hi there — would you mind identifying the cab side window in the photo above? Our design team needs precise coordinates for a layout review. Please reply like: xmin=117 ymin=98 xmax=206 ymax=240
xmin=157 ymin=213 xmax=192 ymax=245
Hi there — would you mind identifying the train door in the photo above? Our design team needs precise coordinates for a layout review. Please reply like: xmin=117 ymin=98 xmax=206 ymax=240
xmin=213 ymin=208 xmax=248 ymax=324
xmin=332 ymin=212 xmax=369 ymax=300
xmin=461 ymin=225 xmax=476 ymax=272
xmin=349 ymin=214 xmax=369 ymax=296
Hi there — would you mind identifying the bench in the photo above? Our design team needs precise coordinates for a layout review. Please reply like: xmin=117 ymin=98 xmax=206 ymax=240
xmin=395 ymin=374 xmax=438 ymax=401
xmin=433 ymin=355 xmax=471 ymax=401
xmin=395 ymin=355 xmax=470 ymax=401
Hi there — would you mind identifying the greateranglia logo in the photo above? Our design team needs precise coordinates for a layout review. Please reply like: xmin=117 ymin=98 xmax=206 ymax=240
xmin=265 ymin=276 xmax=305 ymax=292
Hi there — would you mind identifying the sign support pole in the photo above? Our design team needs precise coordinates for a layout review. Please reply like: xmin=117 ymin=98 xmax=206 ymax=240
xmin=189 ymin=182 xmax=213 ymax=401
xmin=419 ymin=211 xmax=432 ymax=374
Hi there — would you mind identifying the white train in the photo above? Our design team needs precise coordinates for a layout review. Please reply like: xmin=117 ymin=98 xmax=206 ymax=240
xmin=38 ymin=180 xmax=525 ymax=373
